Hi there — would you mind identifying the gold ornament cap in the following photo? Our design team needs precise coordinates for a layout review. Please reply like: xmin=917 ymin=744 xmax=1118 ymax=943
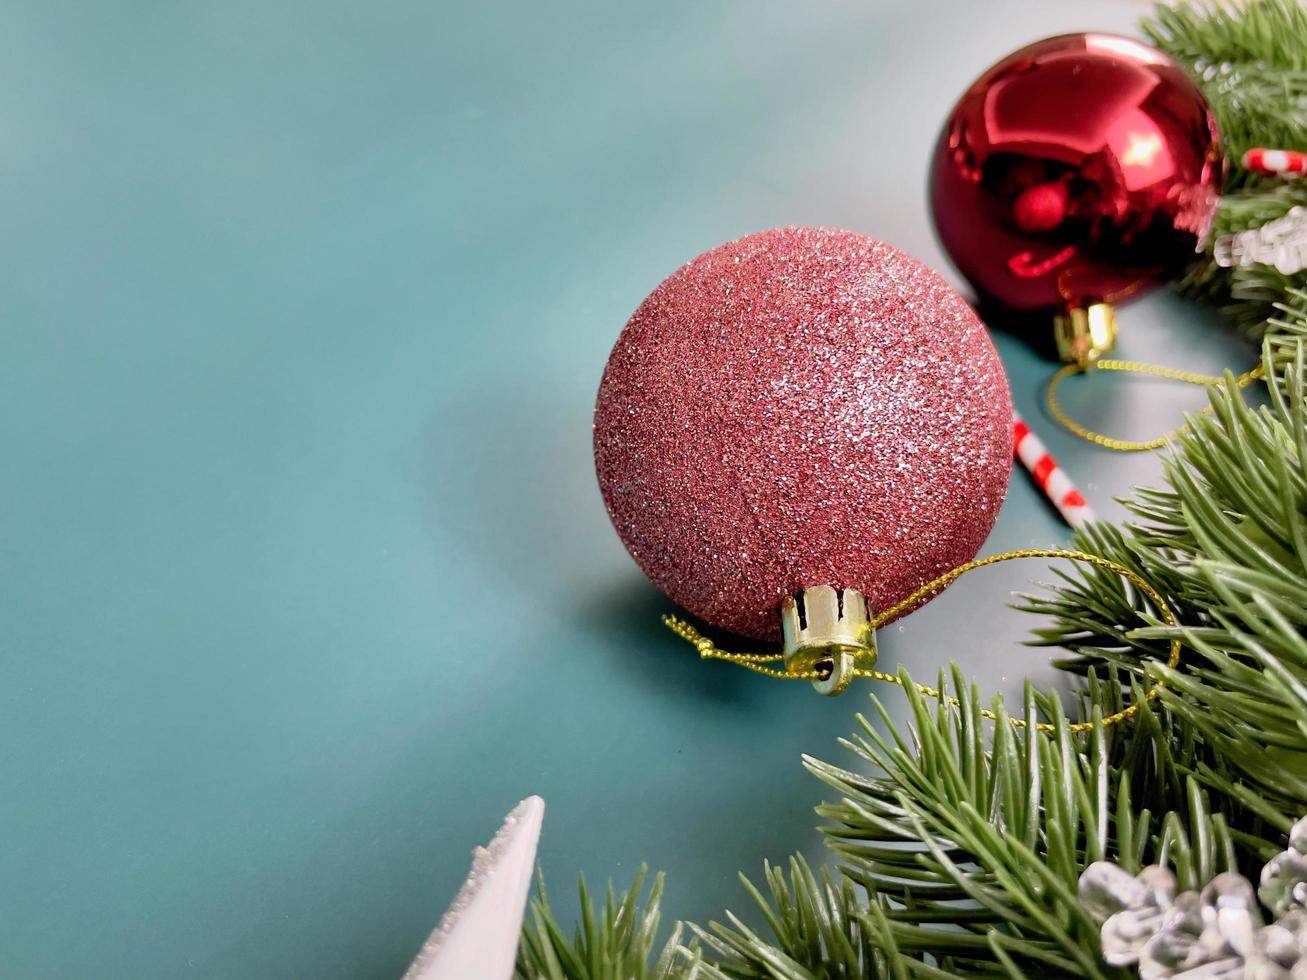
xmin=1054 ymin=302 xmax=1117 ymax=367
xmin=780 ymin=586 xmax=876 ymax=696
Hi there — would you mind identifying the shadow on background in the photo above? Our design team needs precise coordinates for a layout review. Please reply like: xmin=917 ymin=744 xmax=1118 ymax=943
xmin=974 ymin=297 xmax=1062 ymax=361
xmin=580 ymin=573 xmax=768 ymax=706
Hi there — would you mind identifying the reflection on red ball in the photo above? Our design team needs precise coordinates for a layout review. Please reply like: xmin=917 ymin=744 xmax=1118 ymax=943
xmin=593 ymin=228 xmax=1012 ymax=640
xmin=929 ymin=33 xmax=1223 ymax=316
xmin=1013 ymin=182 xmax=1069 ymax=233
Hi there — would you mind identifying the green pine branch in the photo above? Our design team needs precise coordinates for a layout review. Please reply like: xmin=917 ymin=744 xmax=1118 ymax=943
xmin=516 ymin=867 xmax=696 ymax=980
xmin=1143 ymin=0 xmax=1307 ymax=163
xmin=1146 ymin=0 xmax=1307 ymax=340
xmin=1144 ymin=0 xmax=1307 ymax=72
xmin=1023 ymin=342 xmax=1307 ymax=859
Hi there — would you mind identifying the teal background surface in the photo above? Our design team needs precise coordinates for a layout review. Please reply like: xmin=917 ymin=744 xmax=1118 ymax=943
xmin=0 ymin=1 xmax=1258 ymax=976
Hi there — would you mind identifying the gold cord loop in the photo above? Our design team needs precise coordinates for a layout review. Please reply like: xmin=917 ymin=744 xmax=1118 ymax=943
xmin=663 ymin=548 xmax=1182 ymax=733
xmin=1047 ymin=359 xmax=1264 ymax=452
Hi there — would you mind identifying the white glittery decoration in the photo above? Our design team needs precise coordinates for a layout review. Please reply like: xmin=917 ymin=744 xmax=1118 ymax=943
xmin=402 ymin=796 xmax=544 ymax=980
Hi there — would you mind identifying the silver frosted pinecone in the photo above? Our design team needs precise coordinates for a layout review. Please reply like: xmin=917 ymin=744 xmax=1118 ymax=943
xmin=1262 ymin=818 xmax=1307 ymax=920
xmin=1081 ymin=861 xmax=1155 ymax=922
xmin=1248 ymin=909 xmax=1307 ymax=978
xmin=1203 ymin=872 xmax=1261 ymax=958
xmin=1079 ymin=817 xmax=1307 ymax=978
xmin=1262 ymin=850 xmax=1307 ymax=919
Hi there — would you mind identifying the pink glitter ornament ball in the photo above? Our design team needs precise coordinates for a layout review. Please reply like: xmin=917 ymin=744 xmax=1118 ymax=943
xmin=594 ymin=227 xmax=1012 ymax=641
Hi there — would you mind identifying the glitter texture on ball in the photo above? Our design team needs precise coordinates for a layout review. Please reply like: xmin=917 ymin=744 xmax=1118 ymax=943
xmin=593 ymin=227 xmax=1013 ymax=640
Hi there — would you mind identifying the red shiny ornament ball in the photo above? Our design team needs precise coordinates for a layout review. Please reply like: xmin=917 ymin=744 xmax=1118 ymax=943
xmin=593 ymin=227 xmax=1013 ymax=641
xmin=929 ymin=33 xmax=1223 ymax=316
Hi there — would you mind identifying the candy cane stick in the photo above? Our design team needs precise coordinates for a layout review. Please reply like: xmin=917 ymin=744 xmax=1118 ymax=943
xmin=1013 ymin=412 xmax=1095 ymax=530
xmin=1242 ymin=148 xmax=1307 ymax=178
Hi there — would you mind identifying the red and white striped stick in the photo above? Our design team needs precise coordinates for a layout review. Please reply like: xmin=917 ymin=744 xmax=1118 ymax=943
xmin=1242 ymin=147 xmax=1307 ymax=178
xmin=1013 ymin=412 xmax=1095 ymax=530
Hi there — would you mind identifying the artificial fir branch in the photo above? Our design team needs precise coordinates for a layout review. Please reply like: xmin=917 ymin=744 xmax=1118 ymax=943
xmin=1025 ymin=345 xmax=1307 ymax=860
xmin=1143 ymin=0 xmax=1307 ymax=166
xmin=1143 ymin=0 xmax=1307 ymax=73
xmin=515 ymin=866 xmax=694 ymax=980
xmin=1146 ymin=0 xmax=1307 ymax=339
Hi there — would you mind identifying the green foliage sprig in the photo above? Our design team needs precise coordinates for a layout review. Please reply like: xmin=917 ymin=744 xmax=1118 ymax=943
xmin=1147 ymin=0 xmax=1307 ymax=340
